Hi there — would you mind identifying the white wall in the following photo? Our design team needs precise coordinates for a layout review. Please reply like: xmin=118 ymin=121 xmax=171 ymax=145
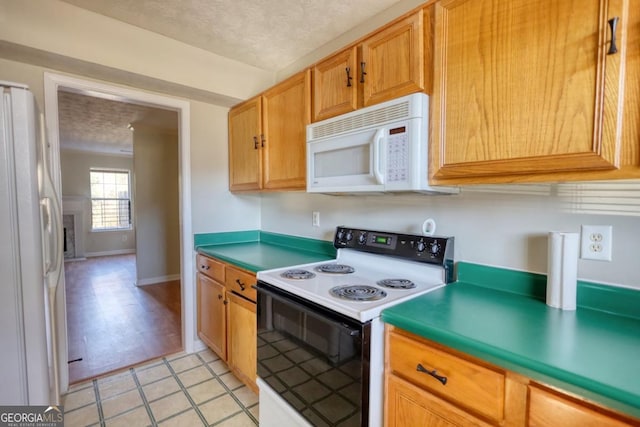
xmin=261 ymin=191 xmax=640 ymax=289
xmin=133 ymin=124 xmax=180 ymax=284
xmin=59 ymin=149 xmax=136 ymax=256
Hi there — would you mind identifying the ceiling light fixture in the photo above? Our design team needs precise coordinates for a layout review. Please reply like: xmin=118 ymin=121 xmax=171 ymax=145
xmin=127 ymin=123 xmax=134 ymax=131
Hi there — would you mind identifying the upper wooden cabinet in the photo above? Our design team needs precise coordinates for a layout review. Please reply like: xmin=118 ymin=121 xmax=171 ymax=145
xmin=312 ymin=10 xmax=427 ymax=122
xmin=228 ymin=69 xmax=310 ymax=191
xmin=228 ymin=96 xmax=262 ymax=191
xmin=430 ymin=0 xmax=628 ymax=184
xmin=312 ymin=46 xmax=359 ymax=122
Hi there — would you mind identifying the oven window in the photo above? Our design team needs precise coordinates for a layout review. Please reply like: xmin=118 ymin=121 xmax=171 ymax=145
xmin=257 ymin=283 xmax=368 ymax=427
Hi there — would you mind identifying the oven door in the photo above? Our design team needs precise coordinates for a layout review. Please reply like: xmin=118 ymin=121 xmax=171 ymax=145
xmin=256 ymin=281 xmax=370 ymax=427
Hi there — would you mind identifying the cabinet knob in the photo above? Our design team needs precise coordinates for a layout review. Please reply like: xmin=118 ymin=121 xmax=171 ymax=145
xmin=416 ymin=363 xmax=448 ymax=385
xmin=607 ymin=17 xmax=620 ymax=55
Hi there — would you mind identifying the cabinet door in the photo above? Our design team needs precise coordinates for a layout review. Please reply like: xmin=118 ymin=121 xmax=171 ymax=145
xmin=312 ymin=46 xmax=359 ymax=122
xmin=262 ymin=69 xmax=310 ymax=190
xmin=226 ymin=292 xmax=257 ymax=392
xmin=361 ymin=10 xmax=425 ymax=107
xmin=229 ymin=96 xmax=262 ymax=191
xmin=386 ymin=374 xmax=492 ymax=427
xmin=431 ymin=0 xmax=627 ymax=184
xmin=197 ymin=273 xmax=227 ymax=360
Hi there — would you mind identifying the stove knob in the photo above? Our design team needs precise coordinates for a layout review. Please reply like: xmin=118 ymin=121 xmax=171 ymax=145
xmin=346 ymin=231 xmax=353 ymax=241
xmin=416 ymin=241 xmax=426 ymax=252
xmin=430 ymin=241 xmax=441 ymax=255
xmin=337 ymin=230 xmax=344 ymax=241
xmin=358 ymin=232 xmax=367 ymax=245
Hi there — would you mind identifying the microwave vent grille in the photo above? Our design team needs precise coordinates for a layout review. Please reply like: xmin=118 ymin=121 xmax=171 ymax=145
xmin=311 ymin=101 xmax=411 ymax=139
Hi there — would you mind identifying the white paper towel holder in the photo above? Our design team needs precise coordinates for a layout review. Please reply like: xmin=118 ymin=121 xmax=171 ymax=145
xmin=546 ymin=231 xmax=579 ymax=311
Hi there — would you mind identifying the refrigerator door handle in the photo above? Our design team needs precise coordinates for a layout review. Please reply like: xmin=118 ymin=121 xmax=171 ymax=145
xmin=38 ymin=114 xmax=63 ymax=291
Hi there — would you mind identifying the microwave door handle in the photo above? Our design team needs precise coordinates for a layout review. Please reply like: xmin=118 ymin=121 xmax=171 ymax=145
xmin=373 ymin=128 xmax=385 ymax=185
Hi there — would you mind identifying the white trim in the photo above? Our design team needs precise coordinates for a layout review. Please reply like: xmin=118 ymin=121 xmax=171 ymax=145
xmin=136 ymin=274 xmax=180 ymax=286
xmin=43 ymin=72 xmax=195 ymax=397
xmin=85 ymin=249 xmax=136 ymax=257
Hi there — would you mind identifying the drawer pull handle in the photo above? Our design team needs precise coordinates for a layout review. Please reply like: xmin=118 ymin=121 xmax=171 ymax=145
xmin=417 ymin=363 xmax=447 ymax=385
xmin=200 ymin=265 xmax=210 ymax=270
xmin=235 ymin=279 xmax=246 ymax=290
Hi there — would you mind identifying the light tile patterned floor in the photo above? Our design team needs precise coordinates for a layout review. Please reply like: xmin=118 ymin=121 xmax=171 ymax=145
xmin=63 ymin=349 xmax=259 ymax=427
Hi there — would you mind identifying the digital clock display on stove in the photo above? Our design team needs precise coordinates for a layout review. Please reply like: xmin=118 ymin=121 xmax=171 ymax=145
xmin=374 ymin=235 xmax=391 ymax=245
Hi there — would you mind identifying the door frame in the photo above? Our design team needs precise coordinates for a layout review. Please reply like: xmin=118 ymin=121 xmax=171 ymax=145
xmin=43 ymin=72 xmax=196 ymax=394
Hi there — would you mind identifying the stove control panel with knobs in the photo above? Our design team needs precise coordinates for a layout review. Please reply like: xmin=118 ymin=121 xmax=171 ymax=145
xmin=333 ymin=226 xmax=454 ymax=271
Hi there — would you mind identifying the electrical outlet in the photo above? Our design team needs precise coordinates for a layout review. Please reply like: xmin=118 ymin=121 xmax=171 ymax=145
xmin=312 ymin=211 xmax=320 ymax=227
xmin=580 ymin=225 xmax=612 ymax=261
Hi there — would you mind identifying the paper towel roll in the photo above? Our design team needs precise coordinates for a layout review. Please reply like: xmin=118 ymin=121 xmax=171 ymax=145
xmin=546 ymin=232 xmax=579 ymax=310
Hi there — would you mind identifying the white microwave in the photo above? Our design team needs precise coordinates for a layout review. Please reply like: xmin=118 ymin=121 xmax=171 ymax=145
xmin=306 ymin=93 xmax=458 ymax=194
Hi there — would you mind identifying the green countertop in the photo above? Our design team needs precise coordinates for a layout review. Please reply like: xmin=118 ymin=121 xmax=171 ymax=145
xmin=382 ymin=262 xmax=640 ymax=418
xmin=194 ymin=230 xmax=336 ymax=272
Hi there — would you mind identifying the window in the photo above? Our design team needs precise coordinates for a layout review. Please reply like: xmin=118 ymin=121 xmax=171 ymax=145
xmin=90 ymin=169 xmax=131 ymax=231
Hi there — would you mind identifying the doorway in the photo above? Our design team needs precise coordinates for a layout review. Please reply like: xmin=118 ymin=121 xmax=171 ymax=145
xmin=44 ymin=73 xmax=196 ymax=394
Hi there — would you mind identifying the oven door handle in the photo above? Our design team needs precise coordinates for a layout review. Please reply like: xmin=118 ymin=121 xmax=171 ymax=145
xmin=256 ymin=284 xmax=362 ymax=338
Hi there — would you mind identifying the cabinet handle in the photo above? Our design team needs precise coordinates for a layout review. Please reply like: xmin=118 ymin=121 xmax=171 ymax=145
xmin=235 ymin=279 xmax=246 ymax=291
xmin=360 ymin=62 xmax=367 ymax=83
xmin=200 ymin=265 xmax=210 ymax=270
xmin=223 ymin=299 xmax=228 ymax=305
xmin=260 ymin=134 xmax=265 ymax=148
xmin=607 ymin=17 xmax=619 ymax=55
xmin=218 ymin=294 xmax=223 ymax=300
xmin=345 ymin=67 xmax=353 ymax=87
xmin=416 ymin=363 xmax=448 ymax=385
xmin=253 ymin=135 xmax=259 ymax=149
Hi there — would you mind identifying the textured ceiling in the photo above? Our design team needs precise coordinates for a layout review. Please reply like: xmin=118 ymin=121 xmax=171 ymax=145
xmin=58 ymin=90 xmax=178 ymax=156
xmin=59 ymin=0 xmax=401 ymax=71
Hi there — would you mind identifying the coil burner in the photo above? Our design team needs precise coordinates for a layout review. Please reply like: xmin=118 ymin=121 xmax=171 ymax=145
xmin=329 ymin=285 xmax=387 ymax=302
xmin=280 ymin=269 xmax=316 ymax=280
xmin=315 ymin=264 xmax=355 ymax=274
xmin=376 ymin=279 xmax=416 ymax=289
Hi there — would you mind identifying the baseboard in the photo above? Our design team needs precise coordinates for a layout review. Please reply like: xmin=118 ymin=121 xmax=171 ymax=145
xmin=136 ymin=274 xmax=180 ymax=286
xmin=85 ymin=249 xmax=135 ymax=257
xmin=64 ymin=257 xmax=87 ymax=262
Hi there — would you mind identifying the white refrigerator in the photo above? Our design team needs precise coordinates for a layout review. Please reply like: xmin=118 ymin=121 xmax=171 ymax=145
xmin=0 ymin=81 xmax=63 ymax=405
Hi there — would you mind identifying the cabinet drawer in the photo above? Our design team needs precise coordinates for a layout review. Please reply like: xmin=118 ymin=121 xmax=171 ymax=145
xmin=528 ymin=385 xmax=635 ymax=427
xmin=388 ymin=331 xmax=505 ymax=423
xmin=225 ymin=266 xmax=257 ymax=302
xmin=196 ymin=254 xmax=225 ymax=282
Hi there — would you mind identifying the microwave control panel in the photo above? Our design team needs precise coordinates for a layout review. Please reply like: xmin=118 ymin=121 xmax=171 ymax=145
xmin=387 ymin=126 xmax=409 ymax=183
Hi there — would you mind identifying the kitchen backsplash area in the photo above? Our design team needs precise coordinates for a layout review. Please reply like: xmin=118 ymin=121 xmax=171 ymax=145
xmin=260 ymin=189 xmax=640 ymax=290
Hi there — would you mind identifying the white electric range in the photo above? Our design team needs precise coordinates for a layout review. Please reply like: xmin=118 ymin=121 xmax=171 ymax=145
xmin=255 ymin=226 xmax=454 ymax=427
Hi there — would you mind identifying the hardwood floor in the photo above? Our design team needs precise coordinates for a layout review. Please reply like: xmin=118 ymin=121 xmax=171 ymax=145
xmin=65 ymin=254 xmax=182 ymax=384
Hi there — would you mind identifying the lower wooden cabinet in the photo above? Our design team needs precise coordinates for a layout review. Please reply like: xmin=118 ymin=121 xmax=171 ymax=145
xmin=197 ymin=273 xmax=226 ymax=359
xmin=386 ymin=374 xmax=491 ymax=427
xmin=226 ymin=291 xmax=257 ymax=393
xmin=385 ymin=326 xmax=639 ymax=427
xmin=196 ymin=254 xmax=257 ymax=391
